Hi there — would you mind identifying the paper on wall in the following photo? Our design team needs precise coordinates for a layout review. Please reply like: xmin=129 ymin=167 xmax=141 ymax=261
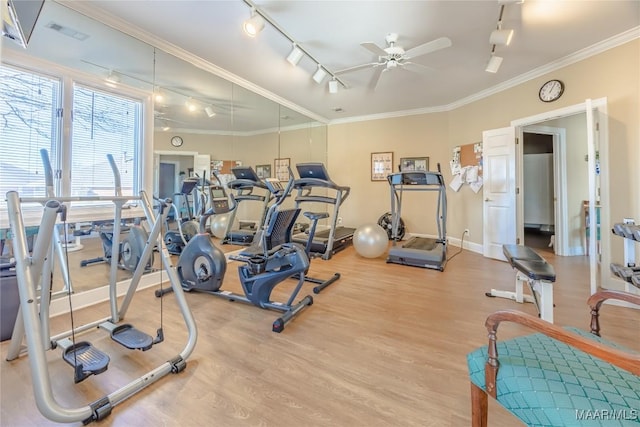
xmin=450 ymin=173 xmax=463 ymax=192
xmin=465 ymin=165 xmax=479 ymax=183
xmin=470 ymin=176 xmax=483 ymax=193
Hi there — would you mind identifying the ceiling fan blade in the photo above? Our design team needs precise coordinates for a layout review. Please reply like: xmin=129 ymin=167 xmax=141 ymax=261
xmin=404 ymin=37 xmax=452 ymax=59
xmin=369 ymin=66 xmax=385 ymax=91
xmin=361 ymin=42 xmax=388 ymax=57
xmin=335 ymin=62 xmax=381 ymax=75
xmin=402 ymin=61 xmax=436 ymax=74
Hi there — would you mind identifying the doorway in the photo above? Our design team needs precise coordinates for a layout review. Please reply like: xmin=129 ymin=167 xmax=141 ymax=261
xmin=159 ymin=162 xmax=176 ymax=199
xmin=523 ymin=132 xmax=555 ymax=255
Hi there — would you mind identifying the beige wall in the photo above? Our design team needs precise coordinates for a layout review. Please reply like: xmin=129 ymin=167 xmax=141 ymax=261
xmin=327 ymin=39 xmax=640 ymax=252
xmin=328 ymin=113 xmax=450 ymax=233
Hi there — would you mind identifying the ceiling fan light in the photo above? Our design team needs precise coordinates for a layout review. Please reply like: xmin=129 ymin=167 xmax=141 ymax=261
xmin=204 ymin=106 xmax=216 ymax=118
xmin=243 ymin=11 xmax=265 ymax=38
xmin=286 ymin=44 xmax=304 ymax=66
xmin=490 ymin=29 xmax=514 ymax=46
xmin=485 ymin=55 xmax=503 ymax=73
xmin=328 ymin=79 xmax=339 ymax=94
xmin=312 ymin=65 xmax=327 ymax=84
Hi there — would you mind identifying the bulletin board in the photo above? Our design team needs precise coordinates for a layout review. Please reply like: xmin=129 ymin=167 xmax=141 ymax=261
xmin=210 ymin=160 xmax=241 ymax=175
xmin=450 ymin=142 xmax=483 ymax=193
xmin=459 ymin=142 xmax=482 ymax=176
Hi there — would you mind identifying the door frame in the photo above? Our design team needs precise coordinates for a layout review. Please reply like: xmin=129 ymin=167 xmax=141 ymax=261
xmin=510 ymin=98 xmax=609 ymax=294
xmin=521 ymin=125 xmax=568 ymax=256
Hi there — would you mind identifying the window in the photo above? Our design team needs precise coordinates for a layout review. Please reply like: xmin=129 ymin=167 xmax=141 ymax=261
xmin=0 ymin=64 xmax=60 ymax=205
xmin=0 ymin=62 xmax=144 ymax=213
xmin=71 ymin=84 xmax=141 ymax=198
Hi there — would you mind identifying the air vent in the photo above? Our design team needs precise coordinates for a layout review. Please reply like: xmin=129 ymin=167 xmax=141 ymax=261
xmin=45 ymin=21 xmax=89 ymax=41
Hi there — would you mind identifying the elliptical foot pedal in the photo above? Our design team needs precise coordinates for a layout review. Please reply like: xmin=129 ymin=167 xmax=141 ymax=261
xmin=62 ymin=341 xmax=110 ymax=383
xmin=110 ymin=324 xmax=154 ymax=351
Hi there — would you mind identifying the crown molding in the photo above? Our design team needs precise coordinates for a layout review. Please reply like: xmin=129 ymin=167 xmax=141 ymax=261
xmin=56 ymin=1 xmax=330 ymax=125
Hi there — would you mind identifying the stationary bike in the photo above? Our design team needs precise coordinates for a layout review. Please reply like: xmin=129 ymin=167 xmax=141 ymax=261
xmin=158 ymin=171 xmax=315 ymax=333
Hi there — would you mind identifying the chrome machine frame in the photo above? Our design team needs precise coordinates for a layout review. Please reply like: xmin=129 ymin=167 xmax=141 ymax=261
xmin=5 ymin=189 xmax=197 ymax=424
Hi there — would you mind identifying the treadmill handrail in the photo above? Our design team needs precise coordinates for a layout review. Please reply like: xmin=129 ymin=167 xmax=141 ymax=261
xmin=227 ymin=178 xmax=269 ymax=190
xmin=293 ymin=178 xmax=351 ymax=205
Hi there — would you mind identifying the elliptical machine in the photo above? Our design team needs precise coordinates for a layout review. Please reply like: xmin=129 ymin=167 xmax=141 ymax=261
xmin=159 ymin=169 xmax=315 ymax=333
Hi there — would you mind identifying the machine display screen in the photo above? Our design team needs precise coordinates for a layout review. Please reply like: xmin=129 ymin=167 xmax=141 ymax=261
xmin=211 ymin=188 xmax=225 ymax=199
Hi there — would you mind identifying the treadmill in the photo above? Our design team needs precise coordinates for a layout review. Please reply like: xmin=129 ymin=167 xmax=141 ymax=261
xmin=292 ymin=163 xmax=354 ymax=260
xmin=222 ymin=166 xmax=272 ymax=245
xmin=386 ymin=171 xmax=447 ymax=271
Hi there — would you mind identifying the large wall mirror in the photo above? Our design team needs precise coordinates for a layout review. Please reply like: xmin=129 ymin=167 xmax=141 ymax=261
xmin=1 ymin=0 xmax=327 ymax=296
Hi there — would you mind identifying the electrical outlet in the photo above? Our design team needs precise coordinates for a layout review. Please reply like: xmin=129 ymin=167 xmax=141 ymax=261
xmin=337 ymin=217 xmax=343 ymax=225
xmin=464 ymin=228 xmax=470 ymax=237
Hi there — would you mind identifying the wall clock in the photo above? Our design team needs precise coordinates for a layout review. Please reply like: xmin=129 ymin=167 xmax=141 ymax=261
xmin=170 ymin=136 xmax=183 ymax=147
xmin=539 ymin=79 xmax=564 ymax=103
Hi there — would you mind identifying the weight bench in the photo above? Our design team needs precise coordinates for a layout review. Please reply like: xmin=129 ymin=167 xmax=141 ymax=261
xmin=467 ymin=289 xmax=640 ymax=427
xmin=486 ymin=244 xmax=556 ymax=323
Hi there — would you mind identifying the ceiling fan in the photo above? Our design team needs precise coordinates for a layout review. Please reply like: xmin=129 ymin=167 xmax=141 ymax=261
xmin=335 ymin=33 xmax=452 ymax=90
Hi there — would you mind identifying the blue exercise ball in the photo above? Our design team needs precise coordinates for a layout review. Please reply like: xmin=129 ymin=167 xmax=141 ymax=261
xmin=353 ymin=223 xmax=388 ymax=258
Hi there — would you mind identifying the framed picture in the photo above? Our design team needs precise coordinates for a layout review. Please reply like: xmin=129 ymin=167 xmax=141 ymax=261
xmin=371 ymin=151 xmax=394 ymax=181
xmin=274 ymin=157 xmax=290 ymax=181
xmin=400 ymin=157 xmax=429 ymax=172
xmin=256 ymin=164 xmax=271 ymax=179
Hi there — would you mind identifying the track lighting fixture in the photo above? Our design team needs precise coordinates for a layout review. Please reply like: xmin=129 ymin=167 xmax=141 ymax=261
xmin=243 ymin=8 xmax=265 ymax=37
xmin=154 ymin=87 xmax=165 ymax=103
xmin=241 ymin=0 xmax=346 ymax=91
xmin=485 ymin=55 xmax=503 ymax=73
xmin=328 ymin=79 xmax=339 ymax=94
xmin=489 ymin=28 xmax=514 ymax=46
xmin=105 ymin=70 xmax=120 ymax=83
xmin=312 ymin=65 xmax=327 ymax=84
xmin=485 ymin=0 xmax=521 ymax=73
xmin=286 ymin=44 xmax=304 ymax=66
xmin=185 ymin=98 xmax=197 ymax=112
xmin=204 ymin=106 xmax=216 ymax=118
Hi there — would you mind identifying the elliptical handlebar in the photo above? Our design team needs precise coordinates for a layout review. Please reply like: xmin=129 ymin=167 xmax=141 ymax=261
xmin=106 ymin=154 xmax=123 ymax=197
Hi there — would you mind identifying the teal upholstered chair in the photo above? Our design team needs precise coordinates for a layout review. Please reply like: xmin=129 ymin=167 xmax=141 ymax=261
xmin=467 ymin=290 xmax=640 ymax=426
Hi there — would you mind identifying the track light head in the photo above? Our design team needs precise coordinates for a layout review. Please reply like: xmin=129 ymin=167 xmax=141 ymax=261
xmin=105 ymin=70 xmax=120 ymax=83
xmin=243 ymin=9 xmax=265 ymax=38
xmin=328 ymin=79 xmax=339 ymax=94
xmin=204 ymin=106 xmax=216 ymax=118
xmin=185 ymin=98 xmax=197 ymax=112
xmin=286 ymin=44 xmax=304 ymax=66
xmin=485 ymin=55 xmax=503 ymax=73
xmin=312 ymin=65 xmax=327 ymax=84
xmin=490 ymin=28 xmax=514 ymax=46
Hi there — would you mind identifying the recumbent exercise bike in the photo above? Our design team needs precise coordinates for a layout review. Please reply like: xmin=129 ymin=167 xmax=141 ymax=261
xmin=157 ymin=169 xmax=321 ymax=332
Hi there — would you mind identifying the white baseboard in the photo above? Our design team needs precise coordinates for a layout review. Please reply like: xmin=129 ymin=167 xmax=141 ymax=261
xmin=49 ymin=270 xmax=165 ymax=317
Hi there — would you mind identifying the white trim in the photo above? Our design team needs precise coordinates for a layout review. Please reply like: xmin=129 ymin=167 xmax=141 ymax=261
xmin=510 ymin=97 xmax=609 ymax=295
xmin=522 ymin=125 xmax=568 ymax=256
xmin=50 ymin=270 xmax=165 ymax=317
xmin=55 ymin=1 xmax=329 ymax=126
xmin=57 ymin=2 xmax=638 ymax=128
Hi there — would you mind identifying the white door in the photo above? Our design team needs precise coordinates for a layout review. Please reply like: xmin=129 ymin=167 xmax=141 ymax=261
xmin=483 ymin=127 xmax=516 ymax=260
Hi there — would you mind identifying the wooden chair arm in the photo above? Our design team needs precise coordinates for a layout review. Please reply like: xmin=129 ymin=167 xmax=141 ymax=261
xmin=588 ymin=289 xmax=640 ymax=336
xmin=483 ymin=309 xmax=640 ymax=398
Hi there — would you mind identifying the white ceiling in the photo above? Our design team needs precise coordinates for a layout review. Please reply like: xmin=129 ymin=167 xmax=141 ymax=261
xmin=5 ymin=0 xmax=640 ymax=130
xmin=80 ymin=0 xmax=640 ymax=120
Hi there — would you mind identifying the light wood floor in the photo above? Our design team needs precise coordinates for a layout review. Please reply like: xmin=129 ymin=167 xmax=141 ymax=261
xmin=1 ymin=242 xmax=638 ymax=426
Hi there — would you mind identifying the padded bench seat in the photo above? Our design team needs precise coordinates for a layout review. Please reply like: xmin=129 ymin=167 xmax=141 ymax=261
xmin=487 ymin=245 xmax=557 ymax=322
